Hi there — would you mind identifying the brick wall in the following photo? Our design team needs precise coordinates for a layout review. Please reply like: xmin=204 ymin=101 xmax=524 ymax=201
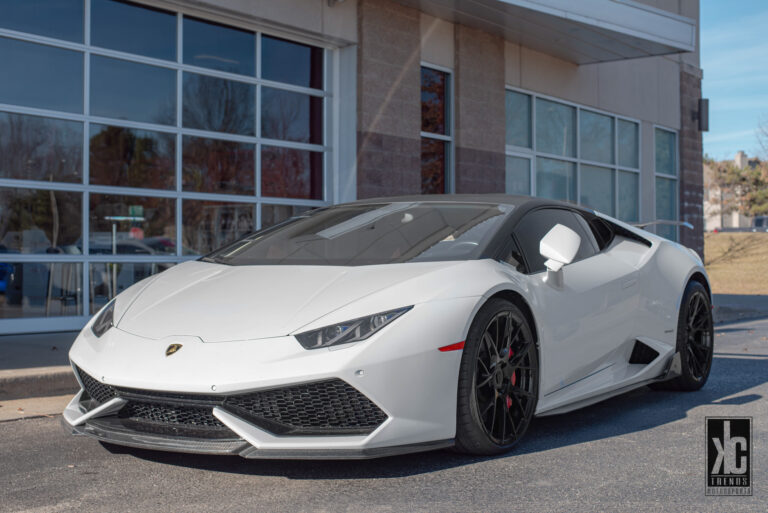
xmin=678 ymin=69 xmax=704 ymax=256
xmin=356 ymin=0 xmax=421 ymax=198
xmin=453 ymin=25 xmax=506 ymax=193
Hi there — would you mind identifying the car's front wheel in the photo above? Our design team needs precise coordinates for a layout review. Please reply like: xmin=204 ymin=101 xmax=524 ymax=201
xmin=455 ymin=298 xmax=539 ymax=455
xmin=652 ymin=280 xmax=714 ymax=391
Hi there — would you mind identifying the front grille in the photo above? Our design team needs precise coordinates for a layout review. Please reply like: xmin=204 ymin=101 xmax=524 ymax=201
xmin=75 ymin=367 xmax=387 ymax=437
xmin=225 ymin=379 xmax=388 ymax=435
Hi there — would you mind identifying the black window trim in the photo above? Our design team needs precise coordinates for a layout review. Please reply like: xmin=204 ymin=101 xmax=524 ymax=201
xmin=507 ymin=205 xmax=600 ymax=275
xmin=579 ymin=210 xmax=652 ymax=250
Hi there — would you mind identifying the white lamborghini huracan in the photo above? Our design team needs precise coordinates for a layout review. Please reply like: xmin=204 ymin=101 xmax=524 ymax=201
xmin=63 ymin=195 xmax=714 ymax=458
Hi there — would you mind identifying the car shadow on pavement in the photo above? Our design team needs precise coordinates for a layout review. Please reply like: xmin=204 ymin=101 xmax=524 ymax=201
xmin=513 ymin=354 xmax=765 ymax=457
xmin=118 ymin=354 xmax=766 ymax=479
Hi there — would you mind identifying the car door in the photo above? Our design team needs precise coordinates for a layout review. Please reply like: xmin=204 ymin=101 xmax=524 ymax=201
xmin=511 ymin=208 xmax=639 ymax=398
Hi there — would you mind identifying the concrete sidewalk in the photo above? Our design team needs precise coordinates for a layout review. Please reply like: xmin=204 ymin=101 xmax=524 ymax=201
xmin=0 ymin=293 xmax=766 ymax=401
xmin=0 ymin=332 xmax=78 ymax=401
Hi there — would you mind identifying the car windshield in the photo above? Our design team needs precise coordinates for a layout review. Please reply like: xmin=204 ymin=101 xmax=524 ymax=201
xmin=204 ymin=202 xmax=512 ymax=266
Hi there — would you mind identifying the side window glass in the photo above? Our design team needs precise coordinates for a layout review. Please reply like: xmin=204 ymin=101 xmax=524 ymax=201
xmin=586 ymin=216 xmax=614 ymax=250
xmin=513 ymin=208 xmax=596 ymax=273
xmin=572 ymin=212 xmax=601 ymax=252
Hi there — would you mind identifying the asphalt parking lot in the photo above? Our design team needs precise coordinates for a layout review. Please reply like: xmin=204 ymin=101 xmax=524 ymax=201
xmin=1 ymin=318 xmax=765 ymax=512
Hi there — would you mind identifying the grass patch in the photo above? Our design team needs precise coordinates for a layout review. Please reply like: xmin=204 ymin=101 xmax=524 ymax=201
xmin=704 ymin=232 xmax=768 ymax=295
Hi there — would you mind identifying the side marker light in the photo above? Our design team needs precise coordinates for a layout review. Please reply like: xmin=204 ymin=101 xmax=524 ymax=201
xmin=438 ymin=341 xmax=465 ymax=352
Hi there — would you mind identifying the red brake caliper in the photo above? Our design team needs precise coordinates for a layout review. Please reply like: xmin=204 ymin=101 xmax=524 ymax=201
xmin=506 ymin=350 xmax=516 ymax=408
xmin=509 ymin=350 xmax=517 ymax=386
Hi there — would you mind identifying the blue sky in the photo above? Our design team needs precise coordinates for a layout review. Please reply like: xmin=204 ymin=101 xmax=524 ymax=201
xmin=701 ymin=0 xmax=768 ymax=160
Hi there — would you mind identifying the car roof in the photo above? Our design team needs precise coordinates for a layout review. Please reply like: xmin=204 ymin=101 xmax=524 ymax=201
xmin=345 ymin=194 xmax=593 ymax=216
xmin=349 ymin=193 xmax=536 ymax=208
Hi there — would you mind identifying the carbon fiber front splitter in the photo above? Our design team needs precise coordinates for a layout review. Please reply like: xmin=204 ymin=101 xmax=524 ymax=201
xmin=65 ymin=416 xmax=454 ymax=460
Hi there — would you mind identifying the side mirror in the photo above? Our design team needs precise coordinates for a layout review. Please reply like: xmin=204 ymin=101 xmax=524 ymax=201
xmin=539 ymin=223 xmax=581 ymax=272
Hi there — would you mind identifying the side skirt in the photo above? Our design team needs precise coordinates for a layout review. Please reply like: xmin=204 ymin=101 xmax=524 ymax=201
xmin=536 ymin=352 xmax=682 ymax=417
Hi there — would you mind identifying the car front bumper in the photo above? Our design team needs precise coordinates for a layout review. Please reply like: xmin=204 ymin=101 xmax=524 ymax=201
xmin=63 ymin=298 xmax=476 ymax=458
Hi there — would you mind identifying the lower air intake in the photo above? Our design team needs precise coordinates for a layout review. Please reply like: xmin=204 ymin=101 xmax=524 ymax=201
xmin=224 ymin=379 xmax=388 ymax=436
xmin=75 ymin=367 xmax=387 ymax=437
xmin=76 ymin=366 xmax=117 ymax=404
xmin=629 ymin=340 xmax=660 ymax=365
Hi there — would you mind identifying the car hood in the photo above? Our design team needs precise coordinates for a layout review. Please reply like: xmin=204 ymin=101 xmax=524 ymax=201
xmin=114 ymin=259 xmax=465 ymax=342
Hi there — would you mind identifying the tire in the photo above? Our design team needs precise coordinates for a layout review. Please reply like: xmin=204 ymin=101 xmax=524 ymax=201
xmin=651 ymin=280 xmax=714 ymax=391
xmin=455 ymin=298 xmax=539 ymax=455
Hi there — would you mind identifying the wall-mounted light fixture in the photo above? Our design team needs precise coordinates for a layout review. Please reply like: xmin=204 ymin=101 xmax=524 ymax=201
xmin=698 ymin=98 xmax=709 ymax=132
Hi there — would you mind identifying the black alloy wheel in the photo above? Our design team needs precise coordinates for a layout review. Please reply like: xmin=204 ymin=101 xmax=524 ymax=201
xmin=652 ymin=280 xmax=714 ymax=391
xmin=455 ymin=298 xmax=539 ymax=455
xmin=684 ymin=289 xmax=714 ymax=381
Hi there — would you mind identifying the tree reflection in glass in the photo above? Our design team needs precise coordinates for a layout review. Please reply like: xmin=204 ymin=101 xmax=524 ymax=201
xmin=261 ymin=146 xmax=322 ymax=200
xmin=182 ymin=73 xmax=254 ymax=135
xmin=0 ymin=188 xmax=82 ymax=253
xmin=261 ymin=87 xmax=322 ymax=144
xmin=421 ymin=138 xmax=445 ymax=194
xmin=421 ymin=68 xmax=447 ymax=135
xmin=90 ymin=125 xmax=175 ymax=190
xmin=0 ymin=112 xmax=82 ymax=182
xmin=182 ymin=137 xmax=254 ymax=195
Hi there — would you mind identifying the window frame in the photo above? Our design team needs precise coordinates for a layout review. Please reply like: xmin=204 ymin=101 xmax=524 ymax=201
xmin=0 ymin=0 xmax=340 ymax=333
xmin=653 ymin=125 xmax=680 ymax=241
xmin=504 ymin=86 xmax=642 ymax=222
xmin=420 ymin=61 xmax=454 ymax=194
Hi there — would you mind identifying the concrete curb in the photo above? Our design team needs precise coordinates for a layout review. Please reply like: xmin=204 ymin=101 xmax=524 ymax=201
xmin=713 ymin=306 xmax=768 ymax=325
xmin=712 ymin=294 xmax=768 ymax=325
xmin=0 ymin=366 xmax=78 ymax=401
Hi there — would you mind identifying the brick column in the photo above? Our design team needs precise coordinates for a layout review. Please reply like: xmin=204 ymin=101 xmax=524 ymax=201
xmin=356 ymin=0 xmax=421 ymax=198
xmin=679 ymin=69 xmax=704 ymax=255
xmin=453 ymin=25 xmax=505 ymax=193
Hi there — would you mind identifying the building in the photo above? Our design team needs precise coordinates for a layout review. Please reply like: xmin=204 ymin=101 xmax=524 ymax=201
xmin=0 ymin=0 xmax=704 ymax=334
xmin=704 ymin=151 xmax=762 ymax=231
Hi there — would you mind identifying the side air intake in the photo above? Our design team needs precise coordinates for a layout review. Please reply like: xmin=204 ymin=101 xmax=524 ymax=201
xmin=629 ymin=340 xmax=660 ymax=365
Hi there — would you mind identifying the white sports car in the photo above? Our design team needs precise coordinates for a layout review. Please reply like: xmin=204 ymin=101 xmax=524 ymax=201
xmin=63 ymin=195 xmax=714 ymax=458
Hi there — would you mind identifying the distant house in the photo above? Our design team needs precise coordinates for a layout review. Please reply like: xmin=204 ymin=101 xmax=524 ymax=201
xmin=704 ymin=151 xmax=761 ymax=231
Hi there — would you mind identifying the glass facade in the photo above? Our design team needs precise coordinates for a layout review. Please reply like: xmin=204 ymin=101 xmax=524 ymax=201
xmin=505 ymin=156 xmax=530 ymax=195
xmin=0 ymin=0 xmax=329 ymax=330
xmin=655 ymin=127 xmax=679 ymax=241
xmin=421 ymin=66 xmax=451 ymax=194
xmin=0 ymin=3 xmax=685 ymax=330
xmin=505 ymin=89 xmax=640 ymax=222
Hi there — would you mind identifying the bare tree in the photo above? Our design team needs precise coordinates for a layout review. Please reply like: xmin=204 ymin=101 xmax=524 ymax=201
xmin=705 ymin=154 xmax=768 ymax=219
xmin=704 ymin=157 xmax=741 ymax=226
xmin=758 ymin=115 xmax=768 ymax=159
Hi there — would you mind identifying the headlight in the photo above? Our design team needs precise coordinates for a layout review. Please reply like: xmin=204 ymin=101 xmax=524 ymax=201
xmin=91 ymin=299 xmax=116 ymax=338
xmin=294 ymin=306 xmax=413 ymax=350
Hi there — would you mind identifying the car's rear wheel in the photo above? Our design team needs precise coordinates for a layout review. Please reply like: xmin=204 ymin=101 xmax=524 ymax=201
xmin=652 ymin=281 xmax=714 ymax=391
xmin=455 ymin=298 xmax=539 ymax=455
